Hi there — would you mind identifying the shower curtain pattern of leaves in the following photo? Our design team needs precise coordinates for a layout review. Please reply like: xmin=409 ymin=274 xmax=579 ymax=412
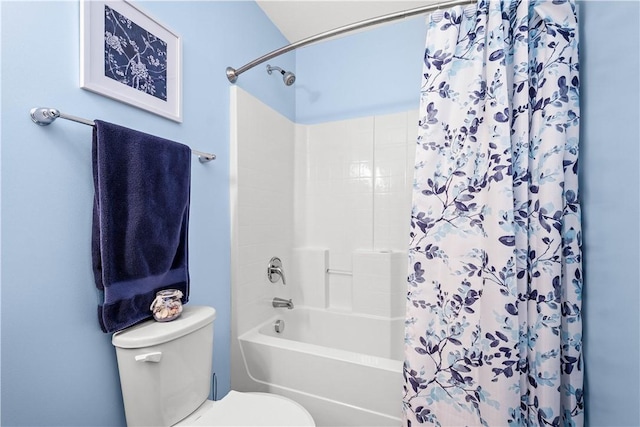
xmin=403 ymin=1 xmax=582 ymax=425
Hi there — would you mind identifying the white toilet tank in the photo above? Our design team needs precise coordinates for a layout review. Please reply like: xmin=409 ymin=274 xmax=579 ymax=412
xmin=112 ymin=306 xmax=216 ymax=427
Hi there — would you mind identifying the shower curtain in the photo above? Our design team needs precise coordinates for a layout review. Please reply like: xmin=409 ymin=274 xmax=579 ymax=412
xmin=404 ymin=1 xmax=582 ymax=426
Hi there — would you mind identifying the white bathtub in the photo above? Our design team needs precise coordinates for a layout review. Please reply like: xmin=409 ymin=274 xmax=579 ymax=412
xmin=238 ymin=307 xmax=404 ymax=426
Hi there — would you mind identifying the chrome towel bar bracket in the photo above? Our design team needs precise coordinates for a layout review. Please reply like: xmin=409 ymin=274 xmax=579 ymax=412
xmin=31 ymin=107 xmax=95 ymax=127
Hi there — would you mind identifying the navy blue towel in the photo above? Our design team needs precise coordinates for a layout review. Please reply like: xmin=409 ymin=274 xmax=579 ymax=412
xmin=92 ymin=120 xmax=191 ymax=333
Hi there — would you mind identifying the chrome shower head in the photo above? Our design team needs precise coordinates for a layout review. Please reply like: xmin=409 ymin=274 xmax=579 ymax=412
xmin=282 ymin=71 xmax=296 ymax=86
xmin=266 ymin=64 xmax=296 ymax=86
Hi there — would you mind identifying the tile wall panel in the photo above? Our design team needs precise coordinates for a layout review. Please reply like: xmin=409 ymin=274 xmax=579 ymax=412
xmin=295 ymin=110 xmax=418 ymax=312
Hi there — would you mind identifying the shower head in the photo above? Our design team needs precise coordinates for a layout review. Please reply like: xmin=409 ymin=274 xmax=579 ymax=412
xmin=282 ymin=71 xmax=296 ymax=86
xmin=266 ymin=64 xmax=296 ymax=86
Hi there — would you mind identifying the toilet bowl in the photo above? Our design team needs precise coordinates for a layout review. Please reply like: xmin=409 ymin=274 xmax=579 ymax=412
xmin=112 ymin=305 xmax=315 ymax=427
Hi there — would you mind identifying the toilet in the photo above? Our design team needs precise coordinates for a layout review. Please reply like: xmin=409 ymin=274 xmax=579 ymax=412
xmin=112 ymin=305 xmax=315 ymax=426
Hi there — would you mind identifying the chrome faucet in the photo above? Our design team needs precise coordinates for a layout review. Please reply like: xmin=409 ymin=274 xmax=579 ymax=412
xmin=272 ymin=297 xmax=294 ymax=309
xmin=267 ymin=257 xmax=286 ymax=285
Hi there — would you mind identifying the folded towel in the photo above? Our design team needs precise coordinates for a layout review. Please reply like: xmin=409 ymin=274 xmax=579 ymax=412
xmin=92 ymin=120 xmax=191 ymax=333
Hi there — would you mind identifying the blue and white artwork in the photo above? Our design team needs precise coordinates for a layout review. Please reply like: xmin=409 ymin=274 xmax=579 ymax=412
xmin=104 ymin=5 xmax=167 ymax=101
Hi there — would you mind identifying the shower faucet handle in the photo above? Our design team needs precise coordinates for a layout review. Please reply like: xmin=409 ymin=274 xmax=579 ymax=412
xmin=267 ymin=257 xmax=287 ymax=285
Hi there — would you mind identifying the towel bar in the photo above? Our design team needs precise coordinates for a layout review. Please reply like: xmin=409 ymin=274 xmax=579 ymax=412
xmin=29 ymin=107 xmax=216 ymax=163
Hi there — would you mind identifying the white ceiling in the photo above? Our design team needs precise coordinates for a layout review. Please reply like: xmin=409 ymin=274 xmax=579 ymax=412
xmin=255 ymin=1 xmax=441 ymax=42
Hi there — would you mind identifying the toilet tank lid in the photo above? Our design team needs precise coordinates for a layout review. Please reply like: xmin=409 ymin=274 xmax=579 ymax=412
xmin=112 ymin=305 xmax=216 ymax=349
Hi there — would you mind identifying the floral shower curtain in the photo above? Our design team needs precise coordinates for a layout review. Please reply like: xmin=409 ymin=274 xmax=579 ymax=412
xmin=404 ymin=1 xmax=583 ymax=426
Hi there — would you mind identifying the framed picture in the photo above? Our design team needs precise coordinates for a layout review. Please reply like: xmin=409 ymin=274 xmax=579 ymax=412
xmin=80 ymin=0 xmax=182 ymax=122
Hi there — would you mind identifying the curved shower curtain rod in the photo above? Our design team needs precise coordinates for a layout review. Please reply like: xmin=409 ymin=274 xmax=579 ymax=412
xmin=226 ymin=0 xmax=476 ymax=83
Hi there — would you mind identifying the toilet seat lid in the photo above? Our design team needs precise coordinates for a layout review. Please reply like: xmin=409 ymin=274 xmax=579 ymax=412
xmin=175 ymin=391 xmax=315 ymax=426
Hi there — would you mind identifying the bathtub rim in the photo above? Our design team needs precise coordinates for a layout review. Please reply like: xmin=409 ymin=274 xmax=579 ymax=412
xmin=238 ymin=305 xmax=404 ymax=373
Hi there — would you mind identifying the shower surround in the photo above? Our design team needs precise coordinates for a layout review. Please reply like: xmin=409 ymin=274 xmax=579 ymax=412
xmin=230 ymin=87 xmax=417 ymax=425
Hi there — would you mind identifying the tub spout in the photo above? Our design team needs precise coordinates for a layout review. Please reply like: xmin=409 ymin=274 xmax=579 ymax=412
xmin=272 ymin=297 xmax=294 ymax=309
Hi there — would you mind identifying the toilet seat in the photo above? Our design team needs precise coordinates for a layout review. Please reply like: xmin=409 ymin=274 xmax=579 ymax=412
xmin=174 ymin=391 xmax=315 ymax=426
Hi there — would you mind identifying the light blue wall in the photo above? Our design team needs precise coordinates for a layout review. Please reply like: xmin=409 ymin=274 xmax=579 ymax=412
xmin=295 ymin=16 xmax=427 ymax=124
xmin=580 ymin=2 xmax=640 ymax=426
xmin=0 ymin=1 xmax=291 ymax=426
xmin=294 ymin=2 xmax=640 ymax=426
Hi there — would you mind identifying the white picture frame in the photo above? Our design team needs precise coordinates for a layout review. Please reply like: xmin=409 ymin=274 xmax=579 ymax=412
xmin=80 ymin=0 xmax=182 ymax=122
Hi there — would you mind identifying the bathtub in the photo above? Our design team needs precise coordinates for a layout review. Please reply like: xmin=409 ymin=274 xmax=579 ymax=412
xmin=238 ymin=307 xmax=404 ymax=426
